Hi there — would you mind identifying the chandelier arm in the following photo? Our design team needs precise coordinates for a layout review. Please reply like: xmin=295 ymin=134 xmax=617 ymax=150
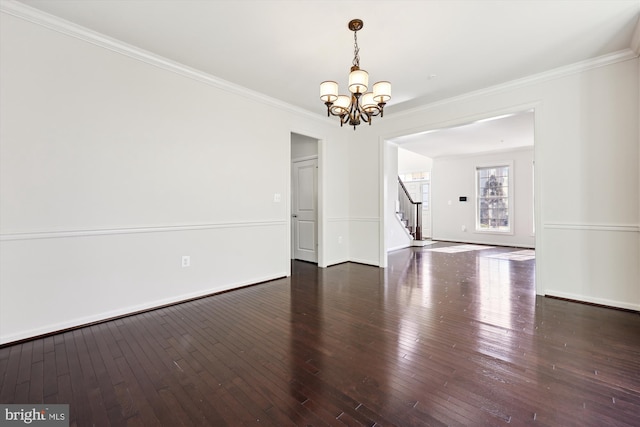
xmin=364 ymin=108 xmax=380 ymax=119
xmin=324 ymin=102 xmax=333 ymax=117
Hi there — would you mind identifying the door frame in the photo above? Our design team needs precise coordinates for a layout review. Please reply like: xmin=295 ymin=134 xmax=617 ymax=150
xmin=379 ymin=103 xmax=541 ymax=295
xmin=289 ymin=131 xmax=325 ymax=274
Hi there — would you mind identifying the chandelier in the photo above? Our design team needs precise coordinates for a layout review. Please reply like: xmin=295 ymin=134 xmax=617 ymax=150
xmin=320 ymin=19 xmax=391 ymax=130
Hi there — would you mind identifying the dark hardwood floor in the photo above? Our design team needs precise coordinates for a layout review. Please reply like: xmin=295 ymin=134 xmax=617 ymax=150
xmin=1 ymin=242 xmax=639 ymax=426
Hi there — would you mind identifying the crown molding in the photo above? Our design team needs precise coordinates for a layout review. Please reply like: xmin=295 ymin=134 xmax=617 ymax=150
xmin=631 ymin=15 xmax=640 ymax=55
xmin=391 ymin=48 xmax=638 ymax=119
xmin=0 ymin=0 xmax=324 ymax=122
xmin=2 ymin=0 xmax=638 ymax=125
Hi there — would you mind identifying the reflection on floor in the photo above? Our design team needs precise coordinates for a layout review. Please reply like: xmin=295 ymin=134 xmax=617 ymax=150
xmin=425 ymin=243 xmax=535 ymax=261
xmin=426 ymin=244 xmax=495 ymax=253
xmin=485 ymin=249 xmax=536 ymax=261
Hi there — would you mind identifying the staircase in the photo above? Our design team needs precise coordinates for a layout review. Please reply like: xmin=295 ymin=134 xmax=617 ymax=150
xmin=397 ymin=177 xmax=423 ymax=241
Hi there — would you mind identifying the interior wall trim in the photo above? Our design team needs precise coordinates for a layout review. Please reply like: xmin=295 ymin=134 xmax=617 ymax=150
xmin=390 ymin=49 xmax=637 ymax=118
xmin=291 ymin=155 xmax=318 ymax=163
xmin=0 ymin=0 xmax=324 ymax=123
xmin=350 ymin=217 xmax=380 ymax=222
xmin=327 ymin=217 xmax=350 ymax=222
xmin=0 ymin=220 xmax=287 ymax=242
xmin=543 ymin=223 xmax=640 ymax=233
xmin=545 ymin=290 xmax=640 ymax=312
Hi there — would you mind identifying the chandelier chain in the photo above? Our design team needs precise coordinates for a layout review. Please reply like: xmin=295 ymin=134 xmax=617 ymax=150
xmin=352 ymin=31 xmax=360 ymax=68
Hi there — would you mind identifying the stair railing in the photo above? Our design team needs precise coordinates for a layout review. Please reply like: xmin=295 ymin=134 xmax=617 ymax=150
xmin=397 ymin=177 xmax=422 ymax=240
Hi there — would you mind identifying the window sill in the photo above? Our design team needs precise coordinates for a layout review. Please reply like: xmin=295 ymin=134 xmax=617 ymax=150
xmin=474 ymin=229 xmax=514 ymax=236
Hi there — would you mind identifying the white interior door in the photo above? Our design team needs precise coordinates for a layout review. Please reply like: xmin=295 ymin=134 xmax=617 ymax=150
xmin=292 ymin=158 xmax=318 ymax=262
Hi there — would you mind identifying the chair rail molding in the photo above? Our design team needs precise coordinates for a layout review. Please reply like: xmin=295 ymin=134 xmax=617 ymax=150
xmin=0 ymin=220 xmax=287 ymax=242
xmin=543 ymin=223 xmax=640 ymax=233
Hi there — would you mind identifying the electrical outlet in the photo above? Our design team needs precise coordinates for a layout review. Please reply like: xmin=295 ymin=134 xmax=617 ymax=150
xmin=182 ymin=256 xmax=190 ymax=267
xmin=338 ymin=236 xmax=343 ymax=244
xmin=461 ymin=225 xmax=467 ymax=232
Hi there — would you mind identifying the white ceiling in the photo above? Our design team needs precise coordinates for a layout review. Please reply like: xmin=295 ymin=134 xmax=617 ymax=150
xmin=11 ymin=0 xmax=640 ymax=157
xmin=392 ymin=110 xmax=535 ymax=158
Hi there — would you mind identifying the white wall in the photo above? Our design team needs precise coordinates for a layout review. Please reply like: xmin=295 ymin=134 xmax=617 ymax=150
xmin=385 ymin=144 xmax=412 ymax=251
xmin=357 ymin=54 xmax=640 ymax=310
xmin=321 ymin=132 xmax=350 ymax=266
xmin=0 ymin=8 xmax=348 ymax=343
xmin=432 ymin=148 xmax=534 ymax=247
xmin=348 ymin=126 xmax=382 ymax=265
xmin=291 ymin=132 xmax=318 ymax=159
xmin=398 ymin=148 xmax=433 ymax=174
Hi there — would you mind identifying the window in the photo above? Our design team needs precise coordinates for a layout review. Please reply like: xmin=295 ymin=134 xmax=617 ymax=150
xmin=476 ymin=165 xmax=510 ymax=232
xmin=399 ymin=171 xmax=430 ymax=210
xmin=421 ymin=182 xmax=429 ymax=210
xmin=399 ymin=171 xmax=430 ymax=182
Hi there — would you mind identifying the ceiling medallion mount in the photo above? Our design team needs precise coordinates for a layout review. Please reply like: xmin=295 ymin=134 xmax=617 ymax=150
xmin=348 ymin=19 xmax=363 ymax=32
xmin=320 ymin=19 xmax=391 ymax=130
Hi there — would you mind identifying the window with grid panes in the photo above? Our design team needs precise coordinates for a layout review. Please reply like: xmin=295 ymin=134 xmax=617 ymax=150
xmin=476 ymin=165 xmax=510 ymax=232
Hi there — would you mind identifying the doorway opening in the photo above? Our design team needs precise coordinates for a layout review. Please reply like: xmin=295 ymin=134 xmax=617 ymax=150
xmin=291 ymin=133 xmax=319 ymax=264
xmin=384 ymin=108 xmax=537 ymax=266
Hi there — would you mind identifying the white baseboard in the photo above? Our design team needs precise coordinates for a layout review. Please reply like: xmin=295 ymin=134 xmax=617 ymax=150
xmin=544 ymin=290 xmax=639 ymax=312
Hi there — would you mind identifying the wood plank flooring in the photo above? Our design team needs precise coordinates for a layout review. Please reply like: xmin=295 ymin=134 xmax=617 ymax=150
xmin=1 ymin=242 xmax=639 ymax=426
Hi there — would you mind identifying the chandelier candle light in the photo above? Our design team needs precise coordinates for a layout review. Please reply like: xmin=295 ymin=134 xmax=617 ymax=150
xmin=320 ymin=19 xmax=391 ymax=130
